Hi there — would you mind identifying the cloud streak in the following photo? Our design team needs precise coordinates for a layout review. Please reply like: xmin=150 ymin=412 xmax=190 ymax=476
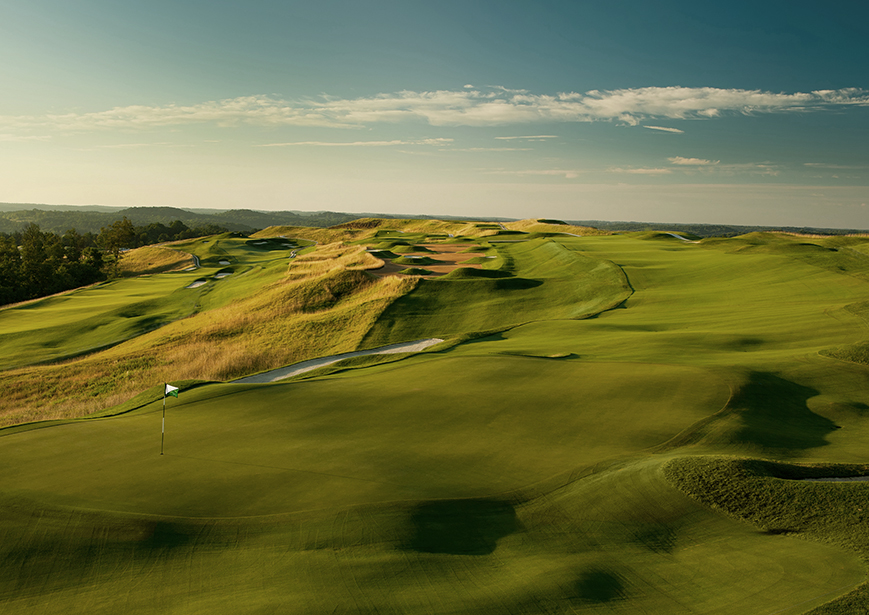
xmin=258 ymin=138 xmax=452 ymax=147
xmin=669 ymin=156 xmax=719 ymax=165
xmin=644 ymin=125 xmax=684 ymax=133
xmin=3 ymin=86 xmax=867 ymax=134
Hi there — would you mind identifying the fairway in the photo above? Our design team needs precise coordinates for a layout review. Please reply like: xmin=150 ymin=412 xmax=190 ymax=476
xmin=3 ymin=227 xmax=869 ymax=613
xmin=0 ymin=358 xmax=728 ymax=516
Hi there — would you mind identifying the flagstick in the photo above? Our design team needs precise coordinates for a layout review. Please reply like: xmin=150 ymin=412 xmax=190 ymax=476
xmin=161 ymin=383 xmax=166 ymax=456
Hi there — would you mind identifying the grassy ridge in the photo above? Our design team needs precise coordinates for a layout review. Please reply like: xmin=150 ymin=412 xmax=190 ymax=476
xmin=0 ymin=236 xmax=416 ymax=426
xmin=362 ymin=237 xmax=632 ymax=345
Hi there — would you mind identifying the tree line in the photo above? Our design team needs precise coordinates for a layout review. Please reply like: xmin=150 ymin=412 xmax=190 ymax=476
xmin=0 ymin=218 xmax=228 ymax=306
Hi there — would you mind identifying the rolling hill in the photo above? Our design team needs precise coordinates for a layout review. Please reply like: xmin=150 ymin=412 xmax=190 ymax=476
xmin=2 ymin=221 xmax=869 ymax=613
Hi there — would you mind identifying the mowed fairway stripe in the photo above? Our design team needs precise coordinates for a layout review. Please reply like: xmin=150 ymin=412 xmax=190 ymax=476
xmin=0 ymin=357 xmax=729 ymax=517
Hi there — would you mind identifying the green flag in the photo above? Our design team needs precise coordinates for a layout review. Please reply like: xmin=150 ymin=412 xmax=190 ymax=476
xmin=165 ymin=383 xmax=179 ymax=398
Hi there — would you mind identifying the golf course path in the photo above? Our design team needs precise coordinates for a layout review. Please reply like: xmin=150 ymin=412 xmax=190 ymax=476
xmin=233 ymin=338 xmax=444 ymax=384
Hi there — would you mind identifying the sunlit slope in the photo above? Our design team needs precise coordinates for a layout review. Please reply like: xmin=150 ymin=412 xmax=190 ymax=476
xmin=0 ymin=235 xmax=298 ymax=370
xmin=0 ymin=274 xmax=205 ymax=370
xmin=363 ymin=237 xmax=632 ymax=345
xmin=0 ymin=235 xmax=411 ymax=425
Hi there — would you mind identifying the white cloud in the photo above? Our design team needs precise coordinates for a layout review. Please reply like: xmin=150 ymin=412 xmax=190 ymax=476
xmin=487 ymin=169 xmax=581 ymax=179
xmin=452 ymin=147 xmax=532 ymax=151
xmin=258 ymin=138 xmax=453 ymax=147
xmin=609 ymin=167 xmax=673 ymax=175
xmin=494 ymin=135 xmax=559 ymax=140
xmin=804 ymin=162 xmax=868 ymax=170
xmin=0 ymin=133 xmax=51 ymax=142
xmin=644 ymin=125 xmax=684 ymax=133
xmin=2 ymin=86 xmax=867 ymax=133
xmin=669 ymin=156 xmax=719 ymax=165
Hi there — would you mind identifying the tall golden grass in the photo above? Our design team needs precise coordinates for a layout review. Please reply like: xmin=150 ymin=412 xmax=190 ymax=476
xmin=0 ymin=242 xmax=417 ymax=427
xmin=505 ymin=219 xmax=611 ymax=236
xmin=118 ymin=246 xmax=195 ymax=277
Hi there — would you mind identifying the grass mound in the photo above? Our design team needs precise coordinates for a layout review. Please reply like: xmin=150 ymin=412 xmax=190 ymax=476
xmin=391 ymin=256 xmax=439 ymax=265
xmin=440 ymin=267 xmax=511 ymax=279
xmin=118 ymin=246 xmax=194 ymax=277
xmin=398 ymin=268 xmax=434 ymax=276
xmin=363 ymin=238 xmax=631 ymax=344
xmin=664 ymin=454 xmax=869 ymax=614
xmin=365 ymin=249 xmax=398 ymax=259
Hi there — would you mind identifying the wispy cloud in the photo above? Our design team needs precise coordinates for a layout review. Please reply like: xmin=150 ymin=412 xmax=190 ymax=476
xmin=3 ymin=86 xmax=867 ymax=134
xmin=644 ymin=125 xmax=684 ymax=133
xmin=668 ymin=156 xmax=719 ymax=165
xmin=0 ymin=133 xmax=51 ymax=142
xmin=96 ymin=141 xmax=176 ymax=149
xmin=258 ymin=138 xmax=453 ymax=147
xmin=804 ymin=162 xmax=869 ymax=170
xmin=494 ymin=135 xmax=559 ymax=140
xmin=487 ymin=169 xmax=582 ymax=179
xmin=609 ymin=167 xmax=673 ymax=175
xmin=452 ymin=147 xmax=532 ymax=152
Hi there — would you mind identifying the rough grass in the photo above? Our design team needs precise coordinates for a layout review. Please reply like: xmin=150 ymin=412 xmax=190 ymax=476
xmin=118 ymin=245 xmax=195 ymax=277
xmin=0 ymin=239 xmax=416 ymax=426
xmin=664 ymin=456 xmax=869 ymax=613
xmin=505 ymin=218 xmax=611 ymax=236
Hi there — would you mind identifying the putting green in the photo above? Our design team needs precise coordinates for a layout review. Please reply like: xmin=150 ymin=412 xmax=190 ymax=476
xmin=0 ymin=357 xmax=728 ymax=517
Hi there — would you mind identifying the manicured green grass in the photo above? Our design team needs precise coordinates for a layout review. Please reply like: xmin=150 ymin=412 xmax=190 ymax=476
xmin=362 ymin=237 xmax=632 ymax=345
xmin=0 ymin=235 xmax=301 ymax=370
xmin=5 ymin=228 xmax=869 ymax=613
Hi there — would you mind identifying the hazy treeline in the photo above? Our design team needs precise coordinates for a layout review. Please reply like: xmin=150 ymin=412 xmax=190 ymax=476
xmin=569 ymin=219 xmax=869 ymax=238
xmin=0 ymin=206 xmax=363 ymax=235
xmin=0 ymin=218 xmax=228 ymax=306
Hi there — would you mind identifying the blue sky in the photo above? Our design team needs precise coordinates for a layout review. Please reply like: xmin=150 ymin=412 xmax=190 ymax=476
xmin=1 ymin=0 xmax=867 ymax=227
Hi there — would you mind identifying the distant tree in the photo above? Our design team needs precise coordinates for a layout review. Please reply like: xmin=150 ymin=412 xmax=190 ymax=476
xmin=98 ymin=217 xmax=136 ymax=275
xmin=62 ymin=228 xmax=86 ymax=262
xmin=0 ymin=234 xmax=22 ymax=304
xmin=20 ymin=223 xmax=52 ymax=297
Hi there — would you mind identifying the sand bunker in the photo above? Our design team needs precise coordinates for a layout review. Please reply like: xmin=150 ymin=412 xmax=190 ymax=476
xmin=219 ymin=260 xmax=230 ymax=265
xmin=214 ymin=272 xmax=232 ymax=279
xmin=186 ymin=279 xmax=207 ymax=289
xmin=233 ymin=338 xmax=444 ymax=384
xmin=370 ymin=244 xmax=489 ymax=278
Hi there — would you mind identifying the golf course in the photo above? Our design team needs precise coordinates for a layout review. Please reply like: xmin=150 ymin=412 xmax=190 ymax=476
xmin=3 ymin=219 xmax=869 ymax=613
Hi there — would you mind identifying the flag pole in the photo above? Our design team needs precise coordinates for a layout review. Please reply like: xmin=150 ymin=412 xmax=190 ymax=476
xmin=161 ymin=383 xmax=166 ymax=456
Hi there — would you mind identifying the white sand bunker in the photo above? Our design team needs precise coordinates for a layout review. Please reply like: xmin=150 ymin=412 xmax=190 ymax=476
xmin=233 ymin=338 xmax=444 ymax=384
xmin=214 ymin=272 xmax=232 ymax=279
xmin=186 ymin=279 xmax=207 ymax=289
xmin=219 ymin=260 xmax=230 ymax=265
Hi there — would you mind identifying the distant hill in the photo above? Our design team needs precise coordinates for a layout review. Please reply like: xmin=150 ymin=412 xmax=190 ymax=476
xmin=569 ymin=219 xmax=869 ymax=238
xmin=1 ymin=203 xmax=863 ymax=237
xmin=0 ymin=203 xmax=515 ymax=235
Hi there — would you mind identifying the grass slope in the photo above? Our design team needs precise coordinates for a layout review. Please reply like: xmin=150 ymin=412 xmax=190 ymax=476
xmin=362 ymin=237 xmax=632 ymax=345
xmin=0 ymin=234 xmax=415 ymax=425
xmin=4 ymin=227 xmax=869 ymax=613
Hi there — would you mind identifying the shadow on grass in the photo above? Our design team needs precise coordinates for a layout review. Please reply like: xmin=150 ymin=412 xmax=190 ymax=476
xmin=631 ymin=523 xmax=679 ymax=554
xmin=572 ymin=568 xmax=626 ymax=603
xmin=404 ymin=498 xmax=519 ymax=555
xmin=730 ymin=372 xmax=836 ymax=456
xmin=140 ymin=521 xmax=194 ymax=550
